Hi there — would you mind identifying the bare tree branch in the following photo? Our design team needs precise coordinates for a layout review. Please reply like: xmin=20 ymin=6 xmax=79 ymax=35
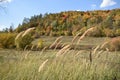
xmin=0 ymin=0 xmax=6 ymax=2
xmin=0 ymin=0 xmax=7 ymax=13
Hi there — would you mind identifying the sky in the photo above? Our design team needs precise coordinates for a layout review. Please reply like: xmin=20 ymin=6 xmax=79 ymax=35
xmin=0 ymin=0 xmax=120 ymax=30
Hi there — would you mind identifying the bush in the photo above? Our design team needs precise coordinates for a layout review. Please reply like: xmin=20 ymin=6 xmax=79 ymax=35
xmin=77 ymin=27 xmax=87 ymax=36
xmin=64 ymin=31 xmax=72 ymax=36
xmin=103 ymin=28 xmax=115 ymax=37
xmin=0 ymin=33 xmax=16 ymax=49
xmin=15 ymin=34 xmax=33 ymax=50
xmin=86 ymin=27 xmax=104 ymax=37
xmin=104 ymin=37 xmax=120 ymax=51
xmin=15 ymin=28 xmax=35 ymax=50
xmin=37 ymin=39 xmax=44 ymax=49
xmin=115 ymin=29 xmax=120 ymax=36
xmin=57 ymin=31 xmax=64 ymax=36
xmin=49 ymin=31 xmax=57 ymax=36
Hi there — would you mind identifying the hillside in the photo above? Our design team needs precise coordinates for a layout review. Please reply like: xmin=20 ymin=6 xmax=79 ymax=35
xmin=15 ymin=8 xmax=120 ymax=37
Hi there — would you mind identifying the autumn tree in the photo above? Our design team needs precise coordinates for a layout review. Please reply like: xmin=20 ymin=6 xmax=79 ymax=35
xmin=14 ymin=8 xmax=120 ymax=37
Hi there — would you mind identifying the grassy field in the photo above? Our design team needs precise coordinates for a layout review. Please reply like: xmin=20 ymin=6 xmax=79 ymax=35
xmin=33 ymin=36 xmax=107 ymax=50
xmin=33 ymin=36 xmax=106 ymax=45
xmin=0 ymin=37 xmax=120 ymax=80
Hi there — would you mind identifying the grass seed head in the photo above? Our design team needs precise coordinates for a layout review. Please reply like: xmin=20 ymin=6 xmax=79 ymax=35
xmin=15 ymin=31 xmax=24 ymax=40
xmin=56 ymin=45 xmax=70 ymax=57
xmin=38 ymin=59 xmax=48 ymax=72
xmin=49 ymin=36 xmax=63 ymax=49
xmin=77 ymin=27 xmax=94 ymax=44
xmin=22 ymin=27 xmax=35 ymax=37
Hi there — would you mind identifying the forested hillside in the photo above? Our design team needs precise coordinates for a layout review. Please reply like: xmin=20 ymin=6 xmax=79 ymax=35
xmin=16 ymin=8 xmax=120 ymax=37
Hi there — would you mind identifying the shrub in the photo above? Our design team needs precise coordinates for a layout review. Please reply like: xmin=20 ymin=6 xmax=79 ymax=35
xmin=103 ymin=28 xmax=115 ymax=37
xmin=72 ymin=25 xmax=81 ymax=36
xmin=73 ymin=27 xmax=87 ymax=36
xmin=15 ymin=28 xmax=35 ymax=50
xmin=15 ymin=34 xmax=33 ymax=50
xmin=115 ymin=29 xmax=120 ymax=36
xmin=49 ymin=31 xmax=57 ymax=36
xmin=57 ymin=31 xmax=64 ymax=36
xmin=0 ymin=33 xmax=16 ymax=49
xmin=64 ymin=31 xmax=72 ymax=36
xmin=104 ymin=37 xmax=120 ymax=51
xmin=37 ymin=39 xmax=44 ymax=49
xmin=86 ymin=27 xmax=104 ymax=37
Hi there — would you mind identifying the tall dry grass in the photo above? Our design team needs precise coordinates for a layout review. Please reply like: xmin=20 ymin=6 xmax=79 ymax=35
xmin=38 ymin=59 xmax=48 ymax=72
xmin=72 ymin=32 xmax=82 ymax=44
xmin=99 ymin=37 xmax=120 ymax=51
xmin=22 ymin=27 xmax=35 ymax=37
xmin=54 ymin=41 xmax=62 ymax=50
xmin=56 ymin=45 xmax=70 ymax=57
xmin=15 ymin=27 xmax=35 ymax=41
xmin=49 ymin=36 xmax=63 ymax=49
xmin=92 ymin=45 xmax=100 ymax=54
xmin=15 ymin=31 xmax=24 ymax=40
xmin=1 ymin=48 xmax=119 ymax=80
xmin=1 ymin=27 xmax=119 ymax=80
xmin=77 ymin=27 xmax=94 ymax=44
xmin=15 ymin=28 xmax=35 ymax=49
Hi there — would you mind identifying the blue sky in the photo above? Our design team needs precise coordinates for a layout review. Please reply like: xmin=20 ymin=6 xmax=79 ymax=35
xmin=0 ymin=0 xmax=120 ymax=30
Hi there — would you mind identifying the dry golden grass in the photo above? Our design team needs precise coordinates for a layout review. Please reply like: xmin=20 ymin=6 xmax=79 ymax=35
xmin=40 ymin=46 xmax=47 ymax=55
xmin=15 ymin=31 xmax=24 ymax=40
xmin=56 ymin=44 xmax=70 ymax=57
xmin=92 ymin=45 xmax=100 ymax=54
xmin=15 ymin=27 xmax=35 ymax=41
xmin=100 ymin=37 xmax=120 ymax=51
xmin=24 ymin=51 xmax=31 ymax=59
xmin=49 ymin=36 xmax=63 ymax=49
xmin=1 ymin=32 xmax=120 ymax=80
xmin=54 ymin=41 xmax=62 ymax=50
xmin=38 ymin=59 xmax=48 ymax=72
xmin=77 ymin=27 xmax=94 ymax=44
xmin=74 ymin=50 xmax=86 ymax=57
xmin=95 ymin=50 xmax=104 ymax=58
xmin=100 ymin=41 xmax=109 ymax=49
xmin=22 ymin=27 xmax=35 ymax=37
xmin=72 ymin=32 xmax=82 ymax=44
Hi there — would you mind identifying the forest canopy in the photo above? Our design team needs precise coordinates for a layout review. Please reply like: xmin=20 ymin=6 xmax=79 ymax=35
xmin=13 ymin=8 xmax=120 ymax=37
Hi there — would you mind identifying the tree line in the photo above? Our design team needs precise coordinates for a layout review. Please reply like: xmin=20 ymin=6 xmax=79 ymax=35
xmin=3 ymin=8 xmax=120 ymax=37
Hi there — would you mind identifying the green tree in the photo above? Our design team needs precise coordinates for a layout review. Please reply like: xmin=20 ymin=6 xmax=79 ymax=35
xmin=51 ymin=20 xmax=58 ymax=32
xmin=9 ymin=24 xmax=14 ymax=33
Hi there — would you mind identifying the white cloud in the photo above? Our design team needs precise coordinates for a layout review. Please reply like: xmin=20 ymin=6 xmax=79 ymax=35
xmin=100 ymin=0 xmax=117 ymax=8
xmin=0 ymin=0 xmax=12 ymax=3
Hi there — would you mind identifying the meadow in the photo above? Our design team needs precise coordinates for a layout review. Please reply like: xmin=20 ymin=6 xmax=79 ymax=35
xmin=0 ymin=4 xmax=120 ymax=80
xmin=0 ymin=37 xmax=120 ymax=80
